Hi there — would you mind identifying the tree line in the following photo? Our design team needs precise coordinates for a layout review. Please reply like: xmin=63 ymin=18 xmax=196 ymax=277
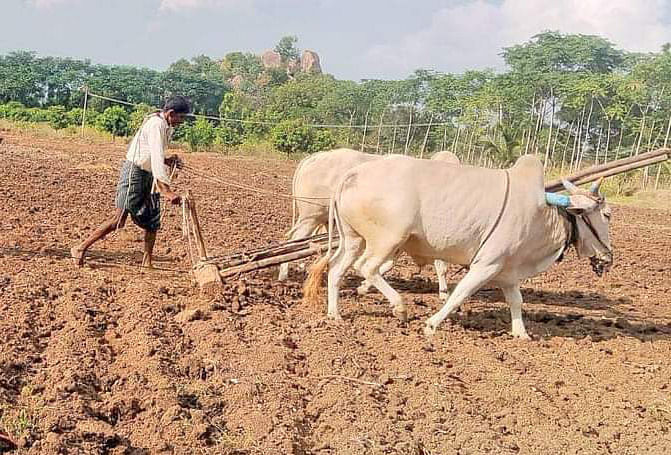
xmin=1 ymin=32 xmax=671 ymax=185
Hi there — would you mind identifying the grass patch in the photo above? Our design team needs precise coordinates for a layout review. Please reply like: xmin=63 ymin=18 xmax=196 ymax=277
xmin=0 ymin=406 xmax=37 ymax=440
xmin=0 ymin=118 xmax=116 ymax=145
xmin=609 ymin=190 xmax=671 ymax=210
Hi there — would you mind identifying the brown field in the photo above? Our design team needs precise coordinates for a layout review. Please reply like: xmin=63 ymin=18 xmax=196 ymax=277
xmin=1 ymin=129 xmax=671 ymax=454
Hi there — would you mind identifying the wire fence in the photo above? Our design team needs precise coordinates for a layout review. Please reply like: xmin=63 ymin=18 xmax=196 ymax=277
xmin=81 ymin=89 xmax=671 ymax=191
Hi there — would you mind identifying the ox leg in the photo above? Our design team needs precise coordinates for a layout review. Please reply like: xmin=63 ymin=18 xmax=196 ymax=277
xmin=358 ymin=250 xmax=408 ymax=322
xmin=363 ymin=273 xmax=408 ymax=322
xmin=327 ymin=235 xmax=364 ymax=321
xmin=424 ymin=264 xmax=500 ymax=336
xmin=502 ymin=285 xmax=530 ymax=340
xmin=434 ymin=259 xmax=451 ymax=300
xmin=278 ymin=218 xmax=321 ymax=281
xmin=357 ymin=258 xmax=394 ymax=295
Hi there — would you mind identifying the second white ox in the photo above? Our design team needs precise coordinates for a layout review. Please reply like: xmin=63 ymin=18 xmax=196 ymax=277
xmin=279 ymin=148 xmax=459 ymax=298
xmin=304 ymin=154 xmax=613 ymax=339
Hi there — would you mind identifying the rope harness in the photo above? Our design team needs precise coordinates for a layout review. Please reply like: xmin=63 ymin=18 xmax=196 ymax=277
xmin=556 ymin=209 xmax=578 ymax=263
xmin=180 ymin=163 xmax=329 ymax=206
xmin=447 ymin=169 xmax=511 ymax=280
xmin=469 ymin=169 xmax=511 ymax=265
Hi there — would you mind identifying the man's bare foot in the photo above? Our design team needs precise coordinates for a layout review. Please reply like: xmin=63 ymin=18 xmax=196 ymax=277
xmin=70 ymin=245 xmax=85 ymax=267
xmin=142 ymin=256 xmax=154 ymax=269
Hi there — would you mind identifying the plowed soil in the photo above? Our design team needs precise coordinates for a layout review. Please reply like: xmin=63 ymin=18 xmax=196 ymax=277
xmin=1 ymin=129 xmax=670 ymax=455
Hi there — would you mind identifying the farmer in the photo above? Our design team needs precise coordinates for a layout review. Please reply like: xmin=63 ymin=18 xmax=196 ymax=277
xmin=71 ymin=95 xmax=191 ymax=268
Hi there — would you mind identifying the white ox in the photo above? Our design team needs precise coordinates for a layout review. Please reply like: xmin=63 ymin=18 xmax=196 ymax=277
xmin=280 ymin=148 xmax=460 ymax=299
xmin=304 ymin=155 xmax=613 ymax=339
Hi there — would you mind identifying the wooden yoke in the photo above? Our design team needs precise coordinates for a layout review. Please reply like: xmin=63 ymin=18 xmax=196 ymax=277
xmin=184 ymin=190 xmax=222 ymax=295
xmin=545 ymin=148 xmax=670 ymax=192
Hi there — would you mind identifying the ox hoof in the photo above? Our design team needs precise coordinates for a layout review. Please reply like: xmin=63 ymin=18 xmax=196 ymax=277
xmin=357 ymin=284 xmax=372 ymax=296
xmin=392 ymin=305 xmax=409 ymax=322
xmin=439 ymin=291 xmax=450 ymax=301
xmin=277 ymin=267 xmax=289 ymax=282
xmin=327 ymin=312 xmax=343 ymax=322
xmin=511 ymin=331 xmax=531 ymax=340
xmin=423 ymin=323 xmax=436 ymax=337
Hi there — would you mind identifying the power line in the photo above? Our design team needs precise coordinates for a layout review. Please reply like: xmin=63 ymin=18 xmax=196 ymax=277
xmin=85 ymin=91 xmax=452 ymax=129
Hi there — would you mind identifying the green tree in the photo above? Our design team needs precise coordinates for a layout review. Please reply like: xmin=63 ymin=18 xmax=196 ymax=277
xmin=310 ymin=128 xmax=337 ymax=153
xmin=66 ymin=107 xmax=85 ymax=126
xmin=47 ymin=105 xmax=69 ymax=129
xmin=221 ymin=52 xmax=264 ymax=80
xmin=502 ymin=31 xmax=625 ymax=75
xmin=275 ymin=36 xmax=299 ymax=62
xmin=479 ymin=121 xmax=523 ymax=166
xmin=271 ymin=119 xmax=312 ymax=154
xmin=0 ymin=51 xmax=44 ymax=105
xmin=96 ymin=105 xmax=130 ymax=140
xmin=129 ymin=103 xmax=156 ymax=133
xmin=214 ymin=124 xmax=243 ymax=147
xmin=270 ymin=120 xmax=336 ymax=154
xmin=266 ymin=74 xmax=339 ymax=122
xmin=183 ymin=117 xmax=217 ymax=152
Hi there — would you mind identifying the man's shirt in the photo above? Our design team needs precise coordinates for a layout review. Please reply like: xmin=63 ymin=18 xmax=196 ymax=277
xmin=125 ymin=113 xmax=173 ymax=185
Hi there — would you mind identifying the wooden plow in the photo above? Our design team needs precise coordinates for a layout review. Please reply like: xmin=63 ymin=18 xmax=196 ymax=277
xmin=187 ymin=148 xmax=669 ymax=293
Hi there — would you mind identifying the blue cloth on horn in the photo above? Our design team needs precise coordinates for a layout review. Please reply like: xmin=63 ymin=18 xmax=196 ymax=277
xmin=545 ymin=192 xmax=570 ymax=207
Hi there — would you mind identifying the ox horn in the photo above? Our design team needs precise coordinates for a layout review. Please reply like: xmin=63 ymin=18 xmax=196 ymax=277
xmin=561 ymin=179 xmax=580 ymax=195
xmin=590 ymin=177 xmax=604 ymax=196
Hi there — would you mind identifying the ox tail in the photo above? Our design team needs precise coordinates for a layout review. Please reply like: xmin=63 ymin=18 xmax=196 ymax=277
xmin=303 ymin=178 xmax=344 ymax=306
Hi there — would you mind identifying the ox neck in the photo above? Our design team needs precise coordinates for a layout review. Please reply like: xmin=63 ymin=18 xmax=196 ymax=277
xmin=555 ymin=208 xmax=578 ymax=262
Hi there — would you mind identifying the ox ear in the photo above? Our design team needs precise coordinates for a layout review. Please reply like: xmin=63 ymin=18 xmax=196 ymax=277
xmin=590 ymin=177 xmax=604 ymax=196
xmin=562 ymin=179 xmax=580 ymax=195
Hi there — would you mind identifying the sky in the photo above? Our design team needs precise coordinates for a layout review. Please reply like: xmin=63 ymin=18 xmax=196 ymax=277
xmin=3 ymin=0 xmax=671 ymax=81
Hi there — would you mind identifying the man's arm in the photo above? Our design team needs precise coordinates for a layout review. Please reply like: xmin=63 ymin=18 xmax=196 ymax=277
xmin=156 ymin=180 xmax=180 ymax=204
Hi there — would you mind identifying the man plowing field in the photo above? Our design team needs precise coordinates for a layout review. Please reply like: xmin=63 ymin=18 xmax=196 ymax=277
xmin=71 ymin=96 xmax=191 ymax=268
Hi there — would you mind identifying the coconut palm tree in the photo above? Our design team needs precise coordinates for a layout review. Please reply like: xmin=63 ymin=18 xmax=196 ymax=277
xmin=479 ymin=121 xmax=523 ymax=166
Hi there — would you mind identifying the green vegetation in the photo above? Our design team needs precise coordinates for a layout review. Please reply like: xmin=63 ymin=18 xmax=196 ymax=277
xmin=95 ymin=105 xmax=130 ymax=140
xmin=184 ymin=117 xmax=217 ymax=152
xmin=0 ymin=32 xmax=670 ymax=188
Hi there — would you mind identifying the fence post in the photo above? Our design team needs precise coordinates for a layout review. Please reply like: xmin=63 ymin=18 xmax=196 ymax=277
xmin=641 ymin=119 xmax=656 ymax=187
xmin=655 ymin=163 xmax=662 ymax=191
xmin=390 ymin=121 xmax=398 ymax=155
xmin=375 ymin=107 xmax=386 ymax=154
xmin=346 ymin=110 xmax=355 ymax=146
xmin=452 ymin=125 xmax=461 ymax=155
xmin=361 ymin=107 xmax=370 ymax=152
xmin=560 ymin=120 xmax=574 ymax=175
xmin=404 ymin=107 xmax=413 ymax=155
xmin=549 ymin=124 xmax=560 ymax=171
xmin=80 ymin=85 xmax=89 ymax=137
xmin=578 ymin=97 xmax=594 ymax=169
xmin=420 ymin=114 xmax=434 ymax=158
xmin=544 ymin=88 xmax=555 ymax=169
xmin=594 ymin=126 xmax=603 ymax=165
xmin=655 ymin=115 xmax=671 ymax=190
